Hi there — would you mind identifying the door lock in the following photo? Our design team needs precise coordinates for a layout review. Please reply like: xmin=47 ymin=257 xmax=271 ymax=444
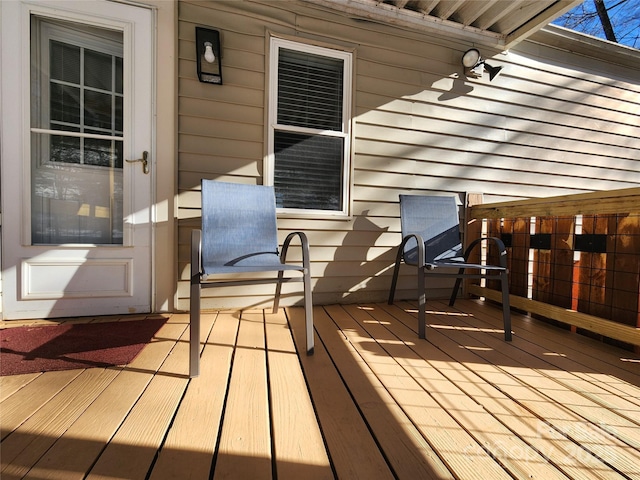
xmin=126 ymin=151 xmax=149 ymax=174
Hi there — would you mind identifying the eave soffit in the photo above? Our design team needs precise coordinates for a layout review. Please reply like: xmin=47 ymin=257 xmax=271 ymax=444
xmin=303 ymin=0 xmax=583 ymax=50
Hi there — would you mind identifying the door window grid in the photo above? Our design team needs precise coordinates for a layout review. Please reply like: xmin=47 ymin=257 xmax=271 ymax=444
xmin=48 ymin=39 xmax=123 ymax=168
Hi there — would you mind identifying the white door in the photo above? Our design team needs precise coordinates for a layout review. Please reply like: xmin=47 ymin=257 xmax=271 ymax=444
xmin=1 ymin=1 xmax=153 ymax=320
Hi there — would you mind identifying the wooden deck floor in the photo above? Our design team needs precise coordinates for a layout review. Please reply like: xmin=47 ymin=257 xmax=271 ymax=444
xmin=2 ymin=300 xmax=640 ymax=480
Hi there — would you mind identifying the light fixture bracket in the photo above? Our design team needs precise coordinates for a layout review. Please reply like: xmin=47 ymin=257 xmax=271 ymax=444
xmin=468 ymin=63 xmax=484 ymax=78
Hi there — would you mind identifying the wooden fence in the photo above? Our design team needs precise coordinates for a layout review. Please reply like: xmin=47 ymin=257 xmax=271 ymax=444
xmin=466 ymin=188 xmax=640 ymax=349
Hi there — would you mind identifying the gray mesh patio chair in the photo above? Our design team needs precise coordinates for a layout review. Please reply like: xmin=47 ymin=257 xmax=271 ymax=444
xmin=388 ymin=194 xmax=512 ymax=341
xmin=189 ymin=180 xmax=314 ymax=377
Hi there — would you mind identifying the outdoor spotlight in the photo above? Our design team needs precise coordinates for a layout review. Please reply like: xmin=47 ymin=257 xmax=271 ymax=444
xmin=461 ymin=48 xmax=502 ymax=81
xmin=196 ymin=27 xmax=222 ymax=84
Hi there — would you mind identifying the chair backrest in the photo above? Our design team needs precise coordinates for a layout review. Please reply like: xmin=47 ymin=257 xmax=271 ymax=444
xmin=399 ymin=195 xmax=462 ymax=264
xmin=201 ymin=180 xmax=279 ymax=269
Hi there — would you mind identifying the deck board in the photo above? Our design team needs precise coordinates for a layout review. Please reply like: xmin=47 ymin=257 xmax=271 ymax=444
xmin=0 ymin=374 xmax=40 ymax=403
xmin=1 ymin=301 xmax=639 ymax=479
xmin=213 ymin=311 xmax=272 ymax=480
xmin=0 ymin=369 xmax=82 ymax=439
xmin=265 ymin=310 xmax=333 ymax=480
xmin=85 ymin=320 xmax=190 ymax=480
xmin=21 ymin=320 xmax=185 ymax=480
xmin=149 ymin=312 xmax=234 ymax=480
xmin=423 ymin=302 xmax=640 ymax=478
xmin=454 ymin=302 xmax=640 ymax=477
xmin=1 ymin=368 xmax=120 ymax=479
xmin=324 ymin=304 xmax=514 ymax=479
xmin=379 ymin=301 xmax=640 ymax=479
xmin=340 ymin=303 xmax=570 ymax=480
xmin=290 ymin=307 xmax=397 ymax=480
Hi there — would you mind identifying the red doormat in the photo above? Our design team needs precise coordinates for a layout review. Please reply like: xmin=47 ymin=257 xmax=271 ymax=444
xmin=0 ymin=318 xmax=167 ymax=376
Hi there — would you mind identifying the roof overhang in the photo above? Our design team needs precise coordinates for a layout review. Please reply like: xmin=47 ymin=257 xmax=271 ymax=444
xmin=303 ymin=0 xmax=583 ymax=50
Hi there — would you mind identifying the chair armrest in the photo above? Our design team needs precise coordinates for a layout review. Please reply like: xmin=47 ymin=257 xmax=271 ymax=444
xmin=281 ymin=231 xmax=311 ymax=270
xmin=463 ymin=236 xmax=508 ymax=268
xmin=398 ymin=233 xmax=426 ymax=267
xmin=191 ymin=229 xmax=203 ymax=280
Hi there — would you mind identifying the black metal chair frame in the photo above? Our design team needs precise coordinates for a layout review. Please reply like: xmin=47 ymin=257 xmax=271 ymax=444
xmin=388 ymin=195 xmax=512 ymax=341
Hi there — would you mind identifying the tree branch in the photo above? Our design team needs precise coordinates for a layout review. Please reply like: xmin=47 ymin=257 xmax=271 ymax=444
xmin=593 ymin=0 xmax=618 ymax=42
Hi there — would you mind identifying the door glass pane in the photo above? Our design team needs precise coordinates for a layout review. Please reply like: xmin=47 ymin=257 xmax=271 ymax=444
xmin=50 ymin=83 xmax=81 ymax=124
xmin=51 ymin=128 xmax=81 ymax=164
xmin=51 ymin=41 xmax=80 ymax=84
xmin=31 ymin=17 xmax=124 ymax=245
xmin=84 ymin=50 xmax=112 ymax=91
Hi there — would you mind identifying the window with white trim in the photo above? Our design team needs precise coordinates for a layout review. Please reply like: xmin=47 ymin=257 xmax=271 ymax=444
xmin=268 ymin=37 xmax=352 ymax=216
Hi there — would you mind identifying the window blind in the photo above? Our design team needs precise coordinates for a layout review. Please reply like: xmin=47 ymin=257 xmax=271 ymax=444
xmin=277 ymin=48 xmax=343 ymax=130
xmin=274 ymin=131 xmax=343 ymax=210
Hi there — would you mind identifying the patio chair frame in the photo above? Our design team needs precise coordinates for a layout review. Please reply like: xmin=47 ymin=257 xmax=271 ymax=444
xmin=388 ymin=194 xmax=512 ymax=341
xmin=189 ymin=181 xmax=314 ymax=378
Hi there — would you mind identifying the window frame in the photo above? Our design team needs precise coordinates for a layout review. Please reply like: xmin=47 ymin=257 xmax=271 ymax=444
xmin=266 ymin=36 xmax=353 ymax=218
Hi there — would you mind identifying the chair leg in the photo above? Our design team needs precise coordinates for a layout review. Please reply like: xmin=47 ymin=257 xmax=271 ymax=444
xmin=190 ymin=229 xmax=202 ymax=378
xmin=449 ymin=268 xmax=465 ymax=307
xmin=418 ymin=267 xmax=426 ymax=339
xmin=273 ymin=271 xmax=284 ymax=314
xmin=303 ymin=268 xmax=314 ymax=355
xmin=189 ymin=282 xmax=201 ymax=378
xmin=500 ymin=271 xmax=512 ymax=341
xmin=388 ymin=248 xmax=403 ymax=305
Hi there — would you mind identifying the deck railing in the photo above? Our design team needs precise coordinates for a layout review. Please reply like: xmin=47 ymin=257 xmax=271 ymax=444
xmin=466 ymin=188 xmax=640 ymax=349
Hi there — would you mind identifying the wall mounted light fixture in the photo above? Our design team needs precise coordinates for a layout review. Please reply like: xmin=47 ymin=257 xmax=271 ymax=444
xmin=462 ymin=48 xmax=502 ymax=81
xmin=196 ymin=27 xmax=222 ymax=84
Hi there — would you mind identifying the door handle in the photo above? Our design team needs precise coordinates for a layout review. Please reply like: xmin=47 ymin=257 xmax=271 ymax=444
xmin=126 ymin=151 xmax=149 ymax=174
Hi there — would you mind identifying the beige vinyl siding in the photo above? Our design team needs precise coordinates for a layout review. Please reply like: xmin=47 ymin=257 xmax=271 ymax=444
xmin=177 ymin=0 xmax=640 ymax=310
